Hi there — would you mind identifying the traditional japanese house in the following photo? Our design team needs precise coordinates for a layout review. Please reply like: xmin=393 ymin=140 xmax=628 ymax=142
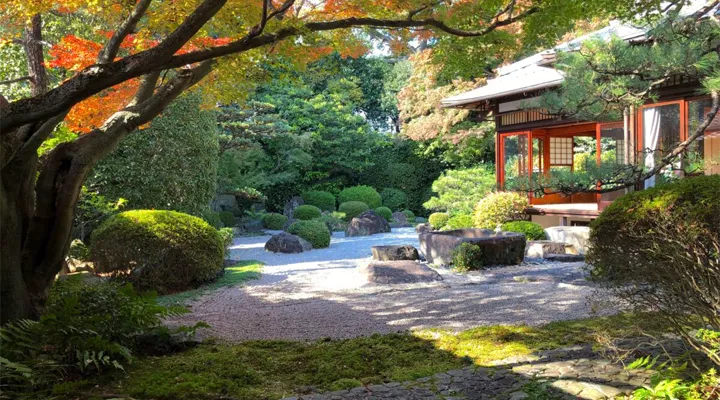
xmin=441 ymin=16 xmax=720 ymax=228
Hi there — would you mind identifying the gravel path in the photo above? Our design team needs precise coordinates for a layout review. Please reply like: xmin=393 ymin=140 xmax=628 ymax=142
xmin=172 ymin=228 xmax=601 ymax=341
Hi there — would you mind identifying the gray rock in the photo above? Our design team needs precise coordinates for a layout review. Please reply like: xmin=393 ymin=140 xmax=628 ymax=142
xmin=419 ymin=229 xmax=526 ymax=266
xmin=525 ymin=240 xmax=578 ymax=259
xmin=360 ymin=261 xmax=442 ymax=284
xmin=371 ymin=245 xmax=420 ymax=261
xmin=391 ymin=212 xmax=411 ymax=227
xmin=415 ymin=223 xmax=433 ymax=234
xmin=544 ymin=226 xmax=590 ymax=255
xmin=283 ymin=196 xmax=305 ymax=219
xmin=345 ymin=211 xmax=391 ymax=237
xmin=265 ymin=232 xmax=313 ymax=253
xmin=212 ymin=193 xmax=241 ymax=215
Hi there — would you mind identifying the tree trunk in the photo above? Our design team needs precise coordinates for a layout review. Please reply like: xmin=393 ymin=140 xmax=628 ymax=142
xmin=1 ymin=157 xmax=40 ymax=322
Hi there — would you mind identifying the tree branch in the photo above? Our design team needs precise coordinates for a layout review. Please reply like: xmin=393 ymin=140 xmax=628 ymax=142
xmin=97 ymin=0 xmax=153 ymax=64
xmin=0 ymin=76 xmax=32 ymax=86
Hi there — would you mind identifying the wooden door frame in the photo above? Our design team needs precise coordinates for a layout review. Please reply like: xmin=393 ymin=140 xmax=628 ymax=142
xmin=497 ymin=131 xmax=531 ymax=189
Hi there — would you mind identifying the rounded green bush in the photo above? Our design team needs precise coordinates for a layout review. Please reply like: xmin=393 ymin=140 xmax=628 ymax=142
xmin=428 ymin=212 xmax=450 ymax=229
xmin=294 ymin=204 xmax=322 ymax=220
xmin=501 ymin=221 xmax=545 ymax=240
xmin=201 ymin=209 xmax=222 ymax=229
xmin=452 ymin=242 xmax=484 ymax=272
xmin=381 ymin=188 xmax=408 ymax=211
xmin=287 ymin=219 xmax=331 ymax=249
xmin=374 ymin=206 xmax=393 ymax=222
xmin=445 ymin=214 xmax=474 ymax=230
xmin=301 ymin=190 xmax=336 ymax=211
xmin=262 ymin=213 xmax=288 ymax=230
xmin=402 ymin=209 xmax=415 ymax=221
xmin=90 ymin=210 xmax=224 ymax=294
xmin=338 ymin=201 xmax=370 ymax=221
xmin=218 ymin=211 xmax=236 ymax=227
xmin=338 ymin=186 xmax=382 ymax=209
xmin=472 ymin=192 xmax=529 ymax=229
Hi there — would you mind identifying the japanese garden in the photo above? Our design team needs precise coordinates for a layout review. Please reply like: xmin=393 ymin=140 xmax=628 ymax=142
xmin=1 ymin=0 xmax=719 ymax=399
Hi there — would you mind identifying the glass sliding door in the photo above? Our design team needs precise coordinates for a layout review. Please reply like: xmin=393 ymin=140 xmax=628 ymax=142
xmin=640 ymin=102 xmax=683 ymax=188
xmin=687 ymin=97 xmax=720 ymax=175
xmin=500 ymin=132 xmax=529 ymax=189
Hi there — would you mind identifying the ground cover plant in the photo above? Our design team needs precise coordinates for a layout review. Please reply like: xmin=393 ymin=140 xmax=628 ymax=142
xmin=90 ymin=210 xmax=225 ymax=294
xmin=158 ymin=261 xmax=263 ymax=306
xmin=84 ymin=314 xmax=672 ymax=400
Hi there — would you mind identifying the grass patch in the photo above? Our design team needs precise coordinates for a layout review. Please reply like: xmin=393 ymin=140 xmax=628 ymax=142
xmin=157 ymin=260 xmax=262 ymax=306
xmin=87 ymin=313 xmax=671 ymax=400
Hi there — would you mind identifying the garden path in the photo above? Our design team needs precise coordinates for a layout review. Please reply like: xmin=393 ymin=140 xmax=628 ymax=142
xmin=171 ymin=228 xmax=603 ymax=341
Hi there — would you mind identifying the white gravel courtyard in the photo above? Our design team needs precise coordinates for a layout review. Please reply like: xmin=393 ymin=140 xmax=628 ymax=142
xmin=173 ymin=227 xmax=602 ymax=341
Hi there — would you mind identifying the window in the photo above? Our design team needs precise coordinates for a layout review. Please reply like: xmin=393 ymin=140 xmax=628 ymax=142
xmin=687 ymin=98 xmax=720 ymax=175
xmin=549 ymin=137 xmax=573 ymax=165
xmin=502 ymin=134 xmax=528 ymax=187
xmin=641 ymin=103 xmax=682 ymax=187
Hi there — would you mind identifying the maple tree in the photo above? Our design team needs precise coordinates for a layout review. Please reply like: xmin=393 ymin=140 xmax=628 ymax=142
xmin=0 ymin=0 xmax=668 ymax=324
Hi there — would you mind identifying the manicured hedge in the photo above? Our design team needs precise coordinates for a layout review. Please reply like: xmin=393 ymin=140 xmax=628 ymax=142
xmin=294 ymin=205 xmax=322 ymax=220
xmin=338 ymin=186 xmax=382 ymax=209
xmin=445 ymin=214 xmax=474 ymax=230
xmin=472 ymin=192 xmax=529 ymax=229
xmin=381 ymin=188 xmax=408 ymax=211
xmin=90 ymin=210 xmax=224 ymax=294
xmin=374 ymin=206 xmax=393 ymax=222
xmin=262 ymin=213 xmax=288 ymax=230
xmin=428 ymin=212 xmax=450 ymax=230
xmin=301 ymin=190 xmax=336 ymax=212
xmin=287 ymin=219 xmax=331 ymax=249
xmin=501 ymin=221 xmax=545 ymax=240
xmin=219 ymin=211 xmax=236 ymax=227
xmin=402 ymin=209 xmax=415 ymax=221
xmin=338 ymin=201 xmax=370 ymax=221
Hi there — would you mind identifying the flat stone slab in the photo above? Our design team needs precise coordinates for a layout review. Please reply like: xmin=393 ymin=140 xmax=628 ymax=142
xmin=525 ymin=240 xmax=578 ymax=258
xmin=544 ymin=253 xmax=585 ymax=262
xmin=360 ymin=261 xmax=442 ymax=284
xmin=371 ymin=245 xmax=419 ymax=261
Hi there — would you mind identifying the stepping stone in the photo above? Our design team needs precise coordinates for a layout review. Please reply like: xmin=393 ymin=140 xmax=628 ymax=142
xmin=360 ymin=261 xmax=442 ymax=284
xmin=544 ymin=253 xmax=585 ymax=262
xmin=371 ymin=245 xmax=420 ymax=261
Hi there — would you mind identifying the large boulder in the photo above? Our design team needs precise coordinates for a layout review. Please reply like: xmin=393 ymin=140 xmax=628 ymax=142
xmin=360 ymin=261 xmax=442 ymax=284
xmin=212 ymin=193 xmax=241 ymax=215
xmin=283 ymin=196 xmax=305 ymax=219
xmin=419 ymin=229 xmax=526 ymax=266
xmin=264 ymin=232 xmax=312 ymax=253
xmin=415 ymin=223 xmax=432 ymax=234
xmin=544 ymin=226 xmax=590 ymax=255
xmin=371 ymin=245 xmax=420 ymax=261
xmin=345 ymin=210 xmax=391 ymax=237
xmin=390 ymin=212 xmax=410 ymax=227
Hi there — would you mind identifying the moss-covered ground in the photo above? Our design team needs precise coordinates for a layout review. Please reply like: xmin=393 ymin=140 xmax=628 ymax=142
xmin=87 ymin=313 xmax=670 ymax=400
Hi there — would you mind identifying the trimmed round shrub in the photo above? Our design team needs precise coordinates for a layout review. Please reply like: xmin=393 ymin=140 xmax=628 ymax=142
xmin=262 ymin=213 xmax=288 ymax=230
xmin=445 ymin=214 xmax=474 ymax=230
xmin=472 ymin=192 xmax=529 ymax=229
xmin=90 ymin=210 xmax=224 ymax=294
xmin=301 ymin=190 xmax=336 ymax=211
xmin=218 ymin=227 xmax=234 ymax=256
xmin=218 ymin=210 xmax=236 ymax=227
xmin=374 ymin=206 xmax=393 ymax=222
xmin=201 ymin=209 xmax=222 ymax=229
xmin=501 ymin=221 xmax=545 ymax=240
xmin=402 ymin=209 xmax=415 ymax=221
xmin=381 ymin=188 xmax=408 ymax=211
xmin=287 ymin=219 xmax=331 ymax=249
xmin=338 ymin=201 xmax=370 ymax=221
xmin=587 ymin=176 xmax=720 ymax=363
xmin=320 ymin=211 xmax=347 ymax=232
xmin=294 ymin=205 xmax=322 ymax=220
xmin=452 ymin=242 xmax=484 ymax=272
xmin=428 ymin=212 xmax=450 ymax=229
xmin=338 ymin=185 xmax=382 ymax=209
